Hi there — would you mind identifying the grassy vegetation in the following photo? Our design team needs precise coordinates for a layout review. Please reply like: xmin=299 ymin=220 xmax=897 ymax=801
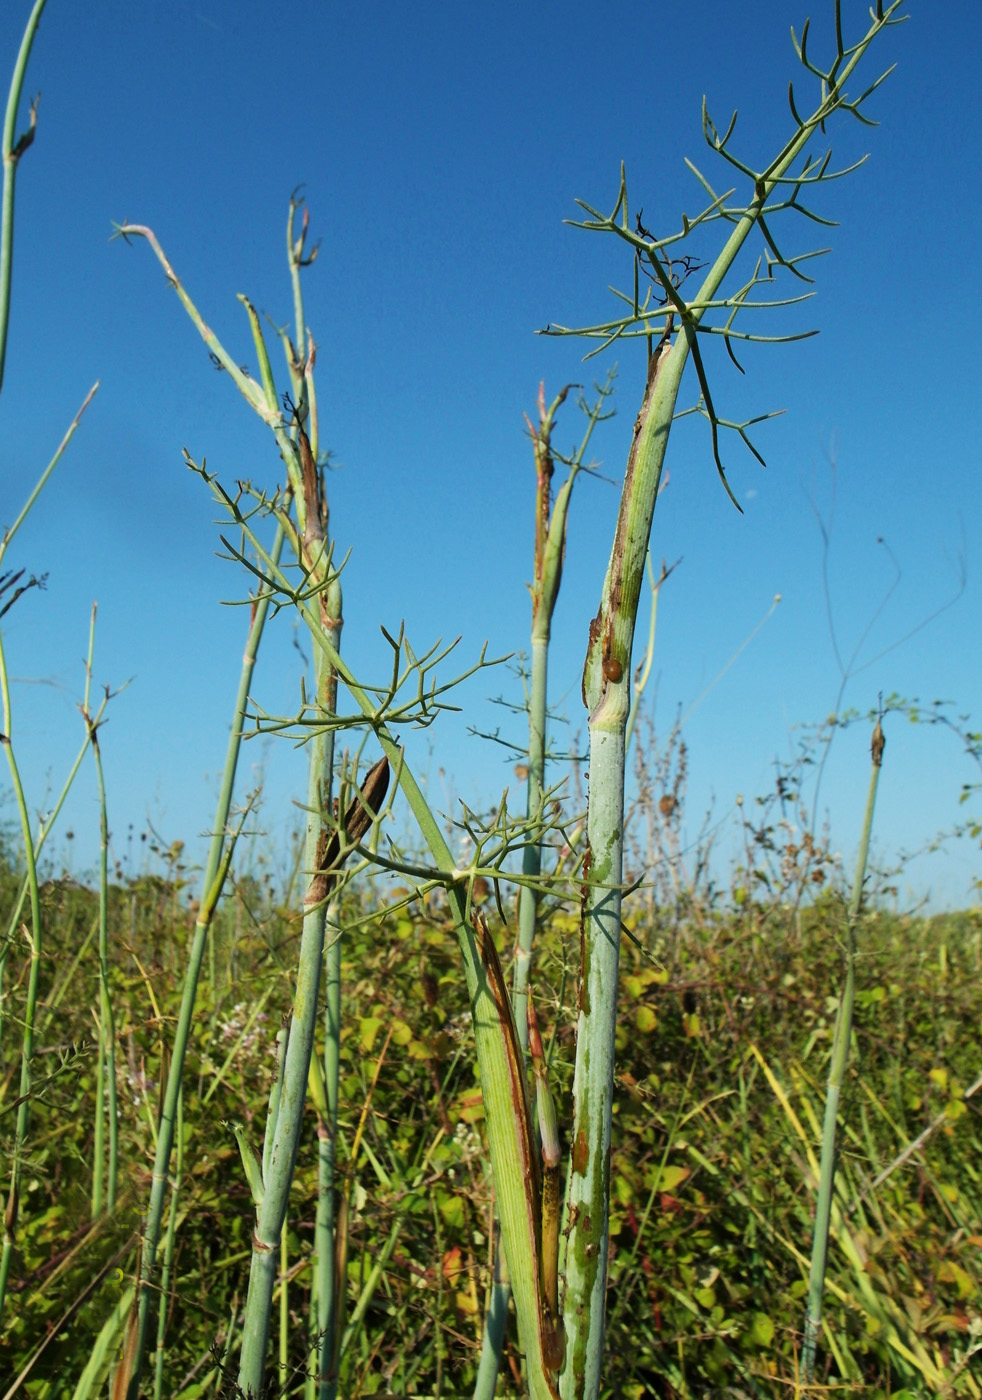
xmin=5 ymin=1 xmax=982 ymax=1396
xmin=1 ymin=827 xmax=980 ymax=1397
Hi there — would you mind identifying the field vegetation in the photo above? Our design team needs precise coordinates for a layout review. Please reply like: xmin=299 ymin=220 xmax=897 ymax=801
xmin=3 ymin=1 xmax=981 ymax=1397
xmin=2 ymin=808 xmax=981 ymax=1397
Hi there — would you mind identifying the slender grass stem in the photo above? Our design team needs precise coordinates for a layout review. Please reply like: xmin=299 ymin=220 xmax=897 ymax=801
xmin=802 ymin=716 xmax=885 ymax=1380
xmin=0 ymin=631 xmax=42 ymax=1326
xmin=129 ymin=516 xmax=288 ymax=1398
xmin=0 ymin=0 xmax=47 ymax=395
xmin=85 ymin=605 xmax=119 ymax=1218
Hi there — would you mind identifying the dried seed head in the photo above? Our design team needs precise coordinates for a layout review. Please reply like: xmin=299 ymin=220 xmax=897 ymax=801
xmin=871 ymin=719 xmax=885 ymax=767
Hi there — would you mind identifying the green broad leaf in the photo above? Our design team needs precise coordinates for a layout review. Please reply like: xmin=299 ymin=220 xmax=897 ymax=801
xmin=636 ymin=1004 xmax=657 ymax=1033
xmin=655 ymin=1164 xmax=689 ymax=1192
xmin=359 ymin=1016 xmax=383 ymax=1050
xmin=438 ymin=1191 xmax=464 ymax=1229
xmin=936 ymin=1259 xmax=973 ymax=1298
xmin=742 ymin=1311 xmax=774 ymax=1348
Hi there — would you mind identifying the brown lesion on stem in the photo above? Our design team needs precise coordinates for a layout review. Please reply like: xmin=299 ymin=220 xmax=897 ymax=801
xmin=578 ymin=847 xmax=592 ymax=1016
xmin=583 ymin=319 xmax=674 ymax=711
xmin=571 ymin=1128 xmax=589 ymax=1175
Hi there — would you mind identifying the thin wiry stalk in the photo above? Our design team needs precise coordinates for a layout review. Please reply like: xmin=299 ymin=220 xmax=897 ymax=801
xmin=0 ymin=0 xmax=47 ymax=395
xmin=127 ymin=518 xmax=288 ymax=1398
xmin=85 ymin=604 xmax=119 ymax=1218
xmin=0 ymin=385 xmax=100 ymax=1328
xmin=624 ymin=552 xmax=676 ymax=752
xmin=0 ymin=625 xmax=43 ymax=1329
xmin=0 ymin=572 xmax=105 ymax=1053
xmin=802 ymin=715 xmax=885 ymax=1380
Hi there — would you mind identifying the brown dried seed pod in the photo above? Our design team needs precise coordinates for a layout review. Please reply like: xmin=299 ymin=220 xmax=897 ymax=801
xmin=871 ymin=719 xmax=885 ymax=767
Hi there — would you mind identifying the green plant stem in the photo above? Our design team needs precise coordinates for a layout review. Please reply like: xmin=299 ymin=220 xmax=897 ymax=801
xmin=0 ymin=0 xmax=47 ymax=396
xmin=559 ymin=10 xmax=901 ymax=1387
xmin=237 ymin=627 xmax=340 ymax=1396
xmin=476 ymin=376 xmax=611 ymax=1400
xmin=561 ymin=333 xmax=686 ymax=1399
xmin=624 ymin=552 xmax=663 ymax=753
xmin=0 ymin=392 xmax=101 ymax=1324
xmin=0 ymin=628 xmax=43 ymax=1330
xmin=85 ymin=605 xmax=118 ymax=1218
xmin=316 ymin=892 xmax=343 ymax=1400
xmin=128 ymin=517 xmax=287 ymax=1398
xmin=0 ymin=629 xmax=105 ymax=1050
xmin=224 ymin=508 xmax=562 ymax=1396
xmin=241 ymin=241 xmax=344 ymax=1393
xmin=802 ymin=716 xmax=884 ymax=1380
xmin=279 ymin=1225 xmax=290 ymax=1388
xmin=151 ymin=1088 xmax=184 ymax=1400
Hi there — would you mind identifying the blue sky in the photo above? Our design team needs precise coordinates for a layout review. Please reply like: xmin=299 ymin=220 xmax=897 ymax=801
xmin=1 ymin=0 xmax=979 ymax=910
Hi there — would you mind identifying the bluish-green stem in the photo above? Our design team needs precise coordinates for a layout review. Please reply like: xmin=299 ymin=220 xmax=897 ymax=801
xmin=559 ymin=11 xmax=901 ymax=1386
xmin=151 ymin=1088 xmax=184 ymax=1400
xmin=802 ymin=717 xmax=884 ymax=1381
xmin=475 ymin=379 xmax=612 ymax=1400
xmin=239 ymin=387 xmax=341 ymax=1393
xmin=560 ymin=334 xmax=685 ymax=1398
xmin=231 ymin=527 xmax=563 ymax=1399
xmin=237 ymin=643 xmax=339 ymax=1394
xmin=312 ymin=593 xmax=343 ymax=1400
xmin=317 ymin=886 xmax=343 ymax=1398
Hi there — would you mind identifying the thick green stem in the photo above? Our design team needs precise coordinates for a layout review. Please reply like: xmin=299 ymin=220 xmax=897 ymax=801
xmin=558 ymin=334 xmax=702 ymax=1400
xmin=237 ymin=601 xmax=341 ymax=1395
xmin=315 ymin=893 xmax=343 ymax=1399
xmin=476 ymin=378 xmax=613 ymax=1400
xmin=513 ymin=635 xmax=548 ymax=1047
xmin=284 ymin=594 xmax=563 ymax=1400
xmin=556 ymin=18 xmax=902 ymax=1391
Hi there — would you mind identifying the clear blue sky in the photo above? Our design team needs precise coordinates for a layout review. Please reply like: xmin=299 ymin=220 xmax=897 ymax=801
xmin=2 ymin=0 xmax=979 ymax=909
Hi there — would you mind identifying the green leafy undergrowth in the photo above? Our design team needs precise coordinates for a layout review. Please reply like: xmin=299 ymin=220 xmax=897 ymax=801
xmin=2 ymin=875 xmax=980 ymax=1397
